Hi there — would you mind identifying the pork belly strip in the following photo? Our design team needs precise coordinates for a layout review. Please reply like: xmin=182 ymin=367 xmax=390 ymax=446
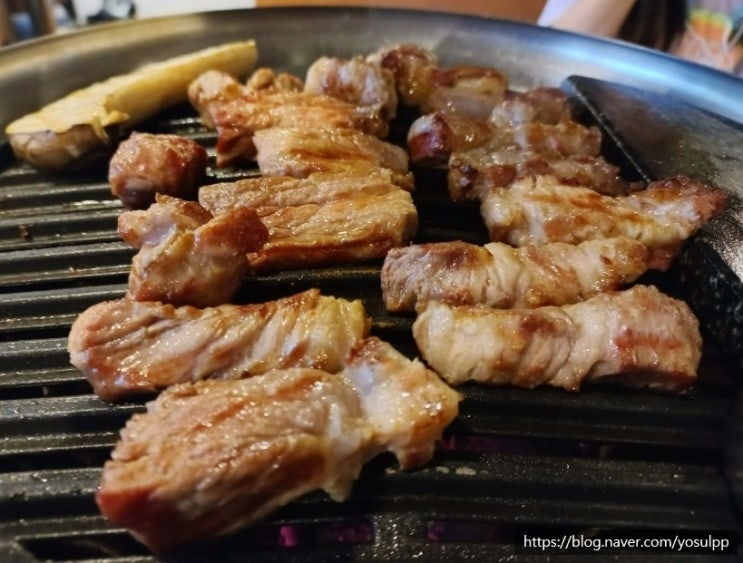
xmin=187 ymin=68 xmax=304 ymax=130
xmin=68 ymin=289 xmax=370 ymax=401
xmin=96 ymin=337 xmax=459 ymax=553
xmin=481 ymin=174 xmax=727 ymax=270
xmin=304 ymin=55 xmax=398 ymax=122
xmin=448 ymin=147 xmax=634 ymax=201
xmin=253 ymin=126 xmax=412 ymax=189
xmin=368 ymin=43 xmax=439 ymax=107
xmin=413 ymin=285 xmax=702 ymax=392
xmin=342 ymin=337 xmax=461 ymax=470
xmin=246 ymin=188 xmax=419 ymax=273
xmin=118 ymin=194 xmax=268 ymax=307
xmin=381 ymin=237 xmax=648 ymax=312
xmin=211 ymin=91 xmax=389 ymax=167
xmin=97 ymin=368 xmax=376 ymax=553
xmin=199 ymin=169 xmax=405 ymax=215
xmin=408 ymin=106 xmax=592 ymax=166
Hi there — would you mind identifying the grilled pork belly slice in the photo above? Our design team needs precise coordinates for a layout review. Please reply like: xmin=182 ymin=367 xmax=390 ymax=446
xmin=200 ymin=169 xmax=406 ymax=215
xmin=68 ymin=289 xmax=370 ymax=401
xmin=188 ymin=68 xmax=304 ymax=129
xmin=413 ymin=285 xmax=702 ymax=392
xmin=97 ymin=368 xmax=376 ymax=553
xmin=187 ymin=70 xmax=246 ymax=129
xmin=381 ymin=237 xmax=648 ymax=312
xmin=96 ymin=337 xmax=459 ymax=553
xmin=420 ymin=65 xmax=509 ymax=120
xmin=481 ymin=174 xmax=727 ymax=270
xmin=408 ymin=88 xmax=575 ymax=165
xmin=488 ymin=87 xmax=572 ymax=130
xmin=253 ymin=126 xmax=412 ymax=189
xmin=407 ymin=111 xmax=494 ymax=166
xmin=448 ymin=147 xmax=634 ymax=201
xmin=245 ymin=67 xmax=304 ymax=93
xmin=212 ymin=91 xmax=389 ymax=167
xmin=108 ymin=132 xmax=208 ymax=210
xmin=368 ymin=43 xmax=439 ymax=107
xmin=304 ymin=55 xmax=398 ymax=122
xmin=246 ymin=188 xmax=419 ymax=273
xmin=117 ymin=194 xmax=267 ymax=307
xmin=342 ymin=337 xmax=461 ymax=470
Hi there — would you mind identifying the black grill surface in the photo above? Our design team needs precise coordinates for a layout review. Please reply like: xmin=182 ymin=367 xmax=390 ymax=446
xmin=1 ymin=77 xmax=742 ymax=562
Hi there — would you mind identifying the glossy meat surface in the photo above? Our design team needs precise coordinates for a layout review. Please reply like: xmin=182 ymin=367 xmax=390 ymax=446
xmin=68 ymin=289 xmax=370 ymax=401
xmin=381 ymin=237 xmax=648 ymax=312
xmin=246 ymin=188 xmax=418 ymax=273
xmin=413 ymin=285 xmax=702 ymax=392
xmin=481 ymin=174 xmax=727 ymax=270
xmin=199 ymin=169 xmax=405 ymax=215
xmin=212 ymin=91 xmax=389 ymax=167
xmin=253 ymin=126 xmax=411 ymax=188
xmin=97 ymin=368 xmax=375 ymax=553
xmin=108 ymin=132 xmax=207 ymax=209
xmin=96 ymin=337 xmax=459 ymax=552
xmin=118 ymin=194 xmax=267 ymax=307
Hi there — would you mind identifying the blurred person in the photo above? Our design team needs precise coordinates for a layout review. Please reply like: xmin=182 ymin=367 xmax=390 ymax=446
xmin=539 ymin=0 xmax=743 ymax=76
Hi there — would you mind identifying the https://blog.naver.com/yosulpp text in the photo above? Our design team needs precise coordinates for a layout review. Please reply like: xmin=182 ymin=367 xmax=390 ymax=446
xmin=517 ymin=529 xmax=737 ymax=555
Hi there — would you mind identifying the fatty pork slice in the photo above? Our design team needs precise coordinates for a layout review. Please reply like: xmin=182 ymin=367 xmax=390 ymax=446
xmin=368 ymin=43 xmax=439 ymax=107
xmin=381 ymin=237 xmax=648 ymax=312
xmin=199 ymin=169 xmax=405 ymax=215
xmin=96 ymin=337 xmax=460 ymax=553
xmin=342 ymin=337 xmax=461 ymax=470
xmin=117 ymin=194 xmax=268 ymax=307
xmin=253 ymin=126 xmax=413 ymax=189
xmin=187 ymin=68 xmax=304 ymax=129
xmin=481 ymin=174 xmax=727 ymax=270
xmin=304 ymin=55 xmax=398 ymax=122
xmin=68 ymin=289 xmax=370 ymax=402
xmin=211 ymin=90 xmax=389 ymax=167
xmin=97 ymin=368 xmax=376 ymax=553
xmin=413 ymin=285 xmax=702 ymax=393
xmin=407 ymin=89 xmax=577 ymax=165
xmin=108 ymin=132 xmax=208 ymax=210
xmin=448 ymin=147 xmax=635 ymax=202
xmin=246 ymin=188 xmax=419 ymax=273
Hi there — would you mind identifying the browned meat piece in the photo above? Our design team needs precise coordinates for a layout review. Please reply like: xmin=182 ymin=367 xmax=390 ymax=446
xmin=368 ymin=43 xmax=439 ymax=107
xmin=253 ymin=126 xmax=412 ymax=189
xmin=342 ymin=337 xmax=460 ymax=470
xmin=407 ymin=111 xmax=493 ymax=165
xmin=212 ymin=91 xmax=389 ymax=167
xmin=245 ymin=67 xmax=304 ymax=93
xmin=381 ymin=237 xmax=648 ymax=312
xmin=97 ymin=368 xmax=376 ymax=553
xmin=247 ymin=188 xmax=419 ymax=273
xmin=200 ymin=169 xmax=405 ymax=215
xmin=448 ymin=147 xmax=634 ymax=201
xmin=187 ymin=70 xmax=247 ymax=129
xmin=188 ymin=68 xmax=305 ymax=130
xmin=304 ymin=55 xmax=398 ymax=122
xmin=420 ymin=65 xmax=509 ymax=120
xmin=96 ymin=337 xmax=459 ymax=553
xmin=67 ymin=289 xmax=370 ymax=401
xmin=413 ymin=285 xmax=702 ymax=392
xmin=481 ymin=174 xmax=727 ymax=270
xmin=408 ymin=87 xmax=575 ymax=165
xmin=108 ymin=132 xmax=208 ymax=209
xmin=117 ymin=194 xmax=267 ymax=307
xmin=488 ymin=87 xmax=572 ymax=130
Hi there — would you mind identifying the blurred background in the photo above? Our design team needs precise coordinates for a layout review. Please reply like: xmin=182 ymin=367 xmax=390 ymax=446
xmin=0 ymin=0 xmax=546 ymax=45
